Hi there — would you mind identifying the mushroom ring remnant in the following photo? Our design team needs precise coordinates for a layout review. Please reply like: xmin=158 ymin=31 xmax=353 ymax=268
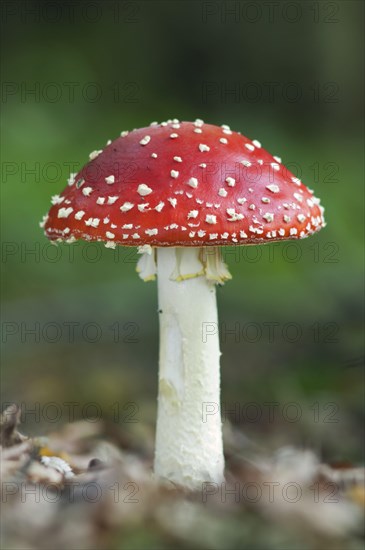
xmin=42 ymin=119 xmax=325 ymax=489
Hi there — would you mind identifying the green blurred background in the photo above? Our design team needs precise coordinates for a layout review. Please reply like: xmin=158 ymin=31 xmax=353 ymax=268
xmin=1 ymin=1 xmax=364 ymax=462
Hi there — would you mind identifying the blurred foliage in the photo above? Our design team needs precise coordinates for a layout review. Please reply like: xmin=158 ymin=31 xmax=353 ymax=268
xmin=1 ymin=2 xmax=364 ymax=546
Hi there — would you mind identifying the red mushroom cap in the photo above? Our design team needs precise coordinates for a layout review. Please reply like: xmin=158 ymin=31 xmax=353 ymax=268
xmin=43 ymin=120 xmax=325 ymax=247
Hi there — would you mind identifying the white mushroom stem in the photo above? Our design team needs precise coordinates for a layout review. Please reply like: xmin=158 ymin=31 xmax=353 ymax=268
xmin=153 ymin=247 xmax=227 ymax=490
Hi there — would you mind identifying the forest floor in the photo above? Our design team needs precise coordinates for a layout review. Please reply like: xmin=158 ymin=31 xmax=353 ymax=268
xmin=1 ymin=404 xmax=364 ymax=550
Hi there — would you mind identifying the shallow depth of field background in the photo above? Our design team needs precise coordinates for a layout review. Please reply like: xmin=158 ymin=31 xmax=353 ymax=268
xmin=1 ymin=0 xmax=364 ymax=464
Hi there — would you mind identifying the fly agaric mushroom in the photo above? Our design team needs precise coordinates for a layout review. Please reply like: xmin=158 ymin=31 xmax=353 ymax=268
xmin=42 ymin=119 xmax=325 ymax=489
